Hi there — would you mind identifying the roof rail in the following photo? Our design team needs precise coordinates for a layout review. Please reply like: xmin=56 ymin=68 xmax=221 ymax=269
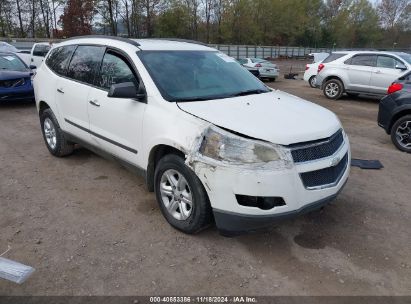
xmin=147 ymin=38 xmax=208 ymax=47
xmin=62 ymin=35 xmax=141 ymax=47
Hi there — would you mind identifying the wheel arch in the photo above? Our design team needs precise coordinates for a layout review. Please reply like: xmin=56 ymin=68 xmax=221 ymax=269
xmin=322 ymin=75 xmax=346 ymax=90
xmin=38 ymin=100 xmax=50 ymax=115
xmin=146 ymin=144 xmax=186 ymax=192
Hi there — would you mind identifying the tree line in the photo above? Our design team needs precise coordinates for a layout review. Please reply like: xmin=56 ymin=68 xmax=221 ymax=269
xmin=0 ymin=0 xmax=410 ymax=48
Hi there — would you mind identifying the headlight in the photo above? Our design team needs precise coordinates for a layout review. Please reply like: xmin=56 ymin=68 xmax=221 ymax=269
xmin=198 ymin=126 xmax=292 ymax=168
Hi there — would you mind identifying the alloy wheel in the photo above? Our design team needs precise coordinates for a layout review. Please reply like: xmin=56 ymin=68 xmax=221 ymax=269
xmin=325 ymin=82 xmax=339 ymax=98
xmin=159 ymin=169 xmax=193 ymax=221
xmin=395 ymin=120 xmax=411 ymax=149
xmin=43 ymin=118 xmax=57 ymax=150
xmin=310 ymin=76 xmax=317 ymax=87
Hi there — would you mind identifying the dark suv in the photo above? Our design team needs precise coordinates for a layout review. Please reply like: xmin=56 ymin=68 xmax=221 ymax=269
xmin=378 ymin=71 xmax=411 ymax=153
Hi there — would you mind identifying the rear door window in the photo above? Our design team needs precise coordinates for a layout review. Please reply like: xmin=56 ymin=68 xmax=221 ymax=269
xmin=349 ymin=55 xmax=377 ymax=67
xmin=96 ymin=51 xmax=139 ymax=90
xmin=323 ymin=53 xmax=347 ymax=63
xmin=67 ymin=45 xmax=105 ymax=85
xmin=46 ymin=45 xmax=76 ymax=75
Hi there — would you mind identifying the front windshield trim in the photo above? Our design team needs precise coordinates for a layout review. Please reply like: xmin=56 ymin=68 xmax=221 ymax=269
xmin=171 ymin=89 xmax=270 ymax=103
xmin=137 ymin=50 xmax=270 ymax=102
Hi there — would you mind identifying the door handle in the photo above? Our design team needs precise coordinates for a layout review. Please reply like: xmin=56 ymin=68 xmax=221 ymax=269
xmin=375 ymin=70 xmax=382 ymax=74
xmin=57 ymin=88 xmax=64 ymax=94
xmin=89 ymin=100 xmax=100 ymax=107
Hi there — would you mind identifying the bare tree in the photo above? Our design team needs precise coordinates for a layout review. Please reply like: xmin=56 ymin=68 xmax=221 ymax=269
xmin=377 ymin=0 xmax=410 ymax=30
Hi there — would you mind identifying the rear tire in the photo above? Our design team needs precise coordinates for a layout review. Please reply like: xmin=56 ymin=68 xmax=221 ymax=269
xmin=390 ymin=115 xmax=411 ymax=153
xmin=309 ymin=76 xmax=317 ymax=88
xmin=40 ymin=108 xmax=74 ymax=157
xmin=323 ymin=79 xmax=344 ymax=100
xmin=154 ymin=154 xmax=212 ymax=234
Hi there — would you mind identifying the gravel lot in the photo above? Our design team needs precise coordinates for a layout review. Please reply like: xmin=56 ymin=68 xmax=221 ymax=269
xmin=0 ymin=76 xmax=410 ymax=296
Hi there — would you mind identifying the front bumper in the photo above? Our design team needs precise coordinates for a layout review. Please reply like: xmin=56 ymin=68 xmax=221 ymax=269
xmin=193 ymin=135 xmax=350 ymax=234
xmin=0 ymin=86 xmax=34 ymax=102
xmin=214 ymin=184 xmax=346 ymax=235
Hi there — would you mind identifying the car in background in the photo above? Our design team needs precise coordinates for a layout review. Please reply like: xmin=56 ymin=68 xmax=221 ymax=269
xmin=0 ymin=42 xmax=19 ymax=53
xmin=239 ymin=58 xmax=279 ymax=81
xmin=304 ymin=52 xmax=329 ymax=88
xmin=315 ymin=51 xmax=411 ymax=100
xmin=378 ymin=71 xmax=411 ymax=153
xmin=236 ymin=59 xmax=260 ymax=78
xmin=0 ymin=52 xmax=35 ymax=102
xmin=16 ymin=42 xmax=52 ymax=68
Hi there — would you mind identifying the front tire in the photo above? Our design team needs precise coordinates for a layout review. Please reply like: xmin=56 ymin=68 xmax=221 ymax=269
xmin=323 ymin=79 xmax=344 ymax=100
xmin=40 ymin=108 xmax=74 ymax=157
xmin=154 ymin=154 xmax=212 ymax=234
xmin=309 ymin=76 xmax=317 ymax=88
xmin=390 ymin=115 xmax=411 ymax=153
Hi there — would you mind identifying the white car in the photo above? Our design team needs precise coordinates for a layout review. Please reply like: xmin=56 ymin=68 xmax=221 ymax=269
xmin=304 ymin=53 xmax=329 ymax=88
xmin=16 ymin=42 xmax=52 ymax=69
xmin=34 ymin=36 xmax=350 ymax=235
xmin=239 ymin=58 xmax=279 ymax=81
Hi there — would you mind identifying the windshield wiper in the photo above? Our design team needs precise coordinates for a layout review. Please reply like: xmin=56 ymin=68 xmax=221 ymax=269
xmin=230 ymin=89 xmax=269 ymax=97
xmin=173 ymin=95 xmax=228 ymax=102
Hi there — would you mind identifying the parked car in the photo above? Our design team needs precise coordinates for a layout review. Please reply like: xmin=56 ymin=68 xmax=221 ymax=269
xmin=237 ymin=60 xmax=260 ymax=78
xmin=0 ymin=52 xmax=35 ymax=102
xmin=0 ymin=41 xmax=19 ymax=53
xmin=238 ymin=58 xmax=279 ymax=81
xmin=16 ymin=42 xmax=52 ymax=69
xmin=34 ymin=36 xmax=350 ymax=235
xmin=315 ymin=51 xmax=411 ymax=100
xmin=378 ymin=71 xmax=411 ymax=153
xmin=304 ymin=52 xmax=329 ymax=88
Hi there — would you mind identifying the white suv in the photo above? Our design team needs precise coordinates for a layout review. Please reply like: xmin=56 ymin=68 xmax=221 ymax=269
xmin=316 ymin=51 xmax=411 ymax=99
xmin=34 ymin=36 xmax=350 ymax=235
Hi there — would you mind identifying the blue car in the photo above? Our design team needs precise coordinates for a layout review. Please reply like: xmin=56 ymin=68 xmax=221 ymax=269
xmin=0 ymin=52 xmax=35 ymax=102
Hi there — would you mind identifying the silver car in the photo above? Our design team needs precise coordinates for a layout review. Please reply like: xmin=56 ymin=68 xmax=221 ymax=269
xmin=316 ymin=51 xmax=411 ymax=99
xmin=239 ymin=58 xmax=280 ymax=81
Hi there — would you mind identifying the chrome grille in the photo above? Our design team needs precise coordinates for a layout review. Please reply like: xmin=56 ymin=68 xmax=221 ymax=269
xmin=290 ymin=129 xmax=344 ymax=163
xmin=300 ymin=153 xmax=348 ymax=189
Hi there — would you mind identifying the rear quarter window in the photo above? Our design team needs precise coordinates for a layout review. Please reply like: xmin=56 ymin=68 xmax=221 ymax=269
xmin=323 ymin=53 xmax=347 ymax=63
xmin=46 ymin=45 xmax=76 ymax=75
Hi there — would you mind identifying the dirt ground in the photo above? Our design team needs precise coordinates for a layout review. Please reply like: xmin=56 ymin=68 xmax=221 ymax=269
xmin=0 ymin=75 xmax=410 ymax=296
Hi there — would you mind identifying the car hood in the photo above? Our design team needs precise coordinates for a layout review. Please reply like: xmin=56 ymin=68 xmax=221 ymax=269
xmin=177 ymin=90 xmax=341 ymax=145
xmin=0 ymin=70 xmax=31 ymax=80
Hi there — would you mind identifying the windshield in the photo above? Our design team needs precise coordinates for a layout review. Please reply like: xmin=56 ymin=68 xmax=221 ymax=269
xmin=0 ymin=54 xmax=27 ymax=71
xmin=137 ymin=51 xmax=270 ymax=102
xmin=398 ymin=53 xmax=411 ymax=65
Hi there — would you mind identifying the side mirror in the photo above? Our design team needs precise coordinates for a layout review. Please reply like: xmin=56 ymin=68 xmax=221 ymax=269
xmin=395 ymin=63 xmax=407 ymax=70
xmin=29 ymin=65 xmax=37 ymax=70
xmin=108 ymin=82 xmax=146 ymax=102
